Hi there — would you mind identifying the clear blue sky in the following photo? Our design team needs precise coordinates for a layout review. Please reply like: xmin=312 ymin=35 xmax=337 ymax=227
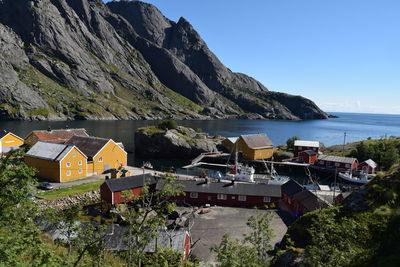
xmin=105 ymin=0 xmax=400 ymax=114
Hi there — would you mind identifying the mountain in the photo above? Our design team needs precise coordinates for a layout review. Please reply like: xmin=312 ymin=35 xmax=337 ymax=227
xmin=0 ymin=0 xmax=328 ymax=121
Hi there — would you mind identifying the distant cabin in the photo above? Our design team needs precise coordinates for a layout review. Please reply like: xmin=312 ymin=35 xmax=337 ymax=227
xmin=298 ymin=150 xmax=318 ymax=164
xmin=359 ymin=159 xmax=377 ymax=174
xmin=316 ymin=155 xmax=358 ymax=171
xmin=294 ymin=140 xmax=320 ymax=157
xmin=0 ymin=130 xmax=24 ymax=154
xmin=24 ymin=128 xmax=89 ymax=147
xmin=236 ymin=134 xmax=274 ymax=160
xmin=65 ymin=135 xmax=127 ymax=175
xmin=100 ymin=174 xmax=157 ymax=205
xmin=222 ymin=137 xmax=238 ymax=152
xmin=25 ymin=141 xmax=88 ymax=182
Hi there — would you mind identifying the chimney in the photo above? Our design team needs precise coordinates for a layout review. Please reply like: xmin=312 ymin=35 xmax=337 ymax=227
xmin=204 ymin=178 xmax=209 ymax=184
xmin=231 ymin=179 xmax=235 ymax=185
xmin=47 ymin=126 xmax=51 ymax=132
xmin=105 ymin=176 xmax=109 ymax=180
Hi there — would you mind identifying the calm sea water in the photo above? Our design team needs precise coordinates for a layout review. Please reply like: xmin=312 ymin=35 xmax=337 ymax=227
xmin=1 ymin=112 xmax=399 ymax=168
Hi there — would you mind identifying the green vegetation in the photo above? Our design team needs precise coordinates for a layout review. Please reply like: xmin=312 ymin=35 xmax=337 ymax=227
xmin=158 ymin=119 xmax=178 ymax=130
xmin=138 ymin=125 xmax=166 ymax=136
xmin=276 ymin=164 xmax=400 ymax=267
xmin=36 ymin=181 xmax=103 ymax=200
xmin=286 ymin=136 xmax=299 ymax=151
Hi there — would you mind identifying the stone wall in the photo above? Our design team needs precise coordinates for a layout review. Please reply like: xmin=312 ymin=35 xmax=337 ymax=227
xmin=37 ymin=190 xmax=100 ymax=210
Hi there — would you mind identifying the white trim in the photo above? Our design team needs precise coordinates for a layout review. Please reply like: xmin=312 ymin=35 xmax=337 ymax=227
xmin=238 ymin=195 xmax=246 ymax=201
xmin=189 ymin=192 xmax=198 ymax=198
xmin=1 ymin=132 xmax=24 ymax=142
xmin=66 ymin=170 xmax=71 ymax=176
xmin=58 ymin=145 xmax=88 ymax=162
xmin=263 ymin=196 xmax=271 ymax=203
xmin=66 ymin=162 xmax=71 ymax=167
xmin=217 ymin=194 xmax=227 ymax=200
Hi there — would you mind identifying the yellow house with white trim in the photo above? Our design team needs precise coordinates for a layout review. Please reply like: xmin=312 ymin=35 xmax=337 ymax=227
xmin=65 ymin=135 xmax=127 ymax=175
xmin=25 ymin=141 xmax=88 ymax=182
xmin=0 ymin=130 xmax=24 ymax=154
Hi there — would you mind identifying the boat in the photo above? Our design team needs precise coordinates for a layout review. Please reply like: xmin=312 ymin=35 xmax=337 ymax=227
xmin=225 ymin=165 xmax=255 ymax=182
xmin=338 ymin=171 xmax=370 ymax=184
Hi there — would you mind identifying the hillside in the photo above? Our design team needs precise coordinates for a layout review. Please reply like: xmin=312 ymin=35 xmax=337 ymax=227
xmin=274 ymin=166 xmax=400 ymax=266
xmin=0 ymin=0 xmax=328 ymax=121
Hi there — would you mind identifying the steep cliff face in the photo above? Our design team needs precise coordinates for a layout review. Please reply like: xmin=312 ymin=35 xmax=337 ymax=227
xmin=0 ymin=0 xmax=328 ymax=121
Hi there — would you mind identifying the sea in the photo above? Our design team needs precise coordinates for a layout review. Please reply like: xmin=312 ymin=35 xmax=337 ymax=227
xmin=1 ymin=112 xmax=400 ymax=170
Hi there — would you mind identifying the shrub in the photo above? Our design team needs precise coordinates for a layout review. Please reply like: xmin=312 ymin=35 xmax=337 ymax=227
xmin=158 ymin=120 xmax=178 ymax=130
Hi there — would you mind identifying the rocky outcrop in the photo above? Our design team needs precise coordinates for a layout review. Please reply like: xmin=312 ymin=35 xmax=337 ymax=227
xmin=135 ymin=126 xmax=223 ymax=159
xmin=36 ymin=190 xmax=100 ymax=210
xmin=0 ymin=0 xmax=328 ymax=121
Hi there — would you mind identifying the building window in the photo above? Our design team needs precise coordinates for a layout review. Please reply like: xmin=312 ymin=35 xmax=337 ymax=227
xmin=72 ymin=153 xmax=76 ymax=158
xmin=78 ymin=160 xmax=82 ymax=166
xmin=335 ymin=162 xmax=340 ymax=167
xmin=263 ymin=196 xmax=271 ymax=203
xmin=66 ymin=170 xmax=71 ymax=176
xmin=78 ymin=168 xmax=83 ymax=174
xmin=238 ymin=195 xmax=246 ymax=201
xmin=66 ymin=162 xmax=71 ymax=167
xmin=217 ymin=194 xmax=227 ymax=200
xmin=319 ymin=160 xmax=325 ymax=165
xmin=298 ymin=146 xmax=302 ymax=150
xmin=190 ymin=192 xmax=198 ymax=198
xmin=345 ymin=164 xmax=351 ymax=168
xmin=98 ymin=157 xmax=103 ymax=162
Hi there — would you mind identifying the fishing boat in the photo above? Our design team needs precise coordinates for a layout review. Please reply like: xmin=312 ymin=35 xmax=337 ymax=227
xmin=338 ymin=171 xmax=371 ymax=185
xmin=225 ymin=146 xmax=255 ymax=182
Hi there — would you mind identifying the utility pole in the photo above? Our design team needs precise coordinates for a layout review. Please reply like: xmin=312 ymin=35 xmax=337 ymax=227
xmin=342 ymin=132 xmax=347 ymax=156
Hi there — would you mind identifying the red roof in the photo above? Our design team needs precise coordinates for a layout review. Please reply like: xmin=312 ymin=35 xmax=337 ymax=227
xmin=28 ymin=129 xmax=89 ymax=143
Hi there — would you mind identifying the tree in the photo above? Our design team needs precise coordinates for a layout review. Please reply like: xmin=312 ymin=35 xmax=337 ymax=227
xmin=117 ymin=173 xmax=184 ymax=266
xmin=158 ymin=120 xmax=178 ymax=130
xmin=213 ymin=211 xmax=274 ymax=267
xmin=286 ymin=136 xmax=299 ymax=151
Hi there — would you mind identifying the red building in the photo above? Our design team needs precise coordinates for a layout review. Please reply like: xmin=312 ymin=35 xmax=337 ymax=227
xmin=159 ymin=179 xmax=282 ymax=208
xmin=281 ymin=179 xmax=304 ymax=208
xmin=100 ymin=174 xmax=156 ymax=204
xmin=294 ymin=140 xmax=320 ymax=157
xmin=316 ymin=155 xmax=358 ymax=171
xmin=358 ymin=159 xmax=377 ymax=174
xmin=298 ymin=150 xmax=318 ymax=164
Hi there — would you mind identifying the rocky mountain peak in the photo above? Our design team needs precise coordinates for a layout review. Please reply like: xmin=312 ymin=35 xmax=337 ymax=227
xmin=0 ymin=0 xmax=328 ymax=121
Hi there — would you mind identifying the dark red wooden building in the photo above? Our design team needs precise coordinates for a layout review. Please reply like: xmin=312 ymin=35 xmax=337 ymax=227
xmin=316 ymin=155 xmax=358 ymax=171
xmin=294 ymin=140 xmax=320 ymax=157
xmin=298 ymin=150 xmax=318 ymax=164
xmin=358 ymin=159 xmax=377 ymax=174
xmin=281 ymin=179 xmax=304 ymax=208
xmin=159 ymin=179 xmax=282 ymax=208
xmin=100 ymin=174 xmax=156 ymax=204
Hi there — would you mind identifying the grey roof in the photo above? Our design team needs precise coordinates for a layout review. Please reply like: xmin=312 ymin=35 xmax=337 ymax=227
xmin=240 ymin=134 xmax=273 ymax=149
xmin=25 ymin=141 xmax=76 ymax=161
xmin=292 ymin=190 xmax=330 ymax=212
xmin=362 ymin=159 xmax=377 ymax=168
xmin=318 ymin=154 xmax=357 ymax=164
xmin=65 ymin=135 xmax=110 ymax=159
xmin=300 ymin=150 xmax=318 ymax=155
xmin=157 ymin=179 xmax=281 ymax=198
xmin=281 ymin=179 xmax=304 ymax=197
xmin=104 ymin=174 xmax=157 ymax=192
xmin=103 ymin=225 xmax=187 ymax=252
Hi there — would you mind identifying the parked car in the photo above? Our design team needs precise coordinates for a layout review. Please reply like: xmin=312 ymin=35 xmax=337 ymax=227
xmin=39 ymin=182 xmax=54 ymax=190
xmin=27 ymin=193 xmax=36 ymax=200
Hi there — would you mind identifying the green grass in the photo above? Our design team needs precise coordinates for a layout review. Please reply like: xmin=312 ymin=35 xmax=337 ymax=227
xmin=138 ymin=126 xmax=166 ymax=136
xmin=36 ymin=181 xmax=103 ymax=200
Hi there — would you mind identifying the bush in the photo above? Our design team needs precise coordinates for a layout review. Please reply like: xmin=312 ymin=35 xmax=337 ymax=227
xmin=286 ymin=136 xmax=299 ymax=151
xmin=158 ymin=120 xmax=178 ymax=130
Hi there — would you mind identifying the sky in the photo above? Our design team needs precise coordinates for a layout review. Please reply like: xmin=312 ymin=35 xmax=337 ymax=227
xmin=105 ymin=0 xmax=400 ymax=114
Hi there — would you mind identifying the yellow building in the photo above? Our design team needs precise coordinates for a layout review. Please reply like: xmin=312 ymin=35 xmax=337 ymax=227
xmin=0 ymin=130 xmax=24 ymax=154
xmin=25 ymin=141 xmax=88 ymax=182
xmin=222 ymin=137 xmax=238 ymax=153
xmin=236 ymin=134 xmax=274 ymax=160
xmin=65 ymin=136 xmax=127 ymax=175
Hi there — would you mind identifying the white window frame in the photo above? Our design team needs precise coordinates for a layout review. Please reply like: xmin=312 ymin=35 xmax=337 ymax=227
xmin=189 ymin=192 xmax=198 ymax=198
xmin=238 ymin=195 xmax=246 ymax=201
xmin=78 ymin=168 xmax=83 ymax=174
xmin=217 ymin=194 xmax=227 ymax=200
xmin=72 ymin=152 xmax=77 ymax=158
xmin=98 ymin=157 xmax=103 ymax=162
xmin=345 ymin=164 xmax=351 ymax=168
xmin=335 ymin=162 xmax=340 ymax=167
xmin=78 ymin=160 xmax=82 ymax=166
xmin=66 ymin=170 xmax=71 ymax=176
xmin=66 ymin=162 xmax=71 ymax=167
xmin=319 ymin=160 xmax=325 ymax=165
xmin=263 ymin=196 xmax=271 ymax=203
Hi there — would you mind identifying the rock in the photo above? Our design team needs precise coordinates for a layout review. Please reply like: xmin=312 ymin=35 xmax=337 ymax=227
xmin=0 ymin=0 xmax=328 ymax=121
xmin=135 ymin=126 xmax=222 ymax=159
